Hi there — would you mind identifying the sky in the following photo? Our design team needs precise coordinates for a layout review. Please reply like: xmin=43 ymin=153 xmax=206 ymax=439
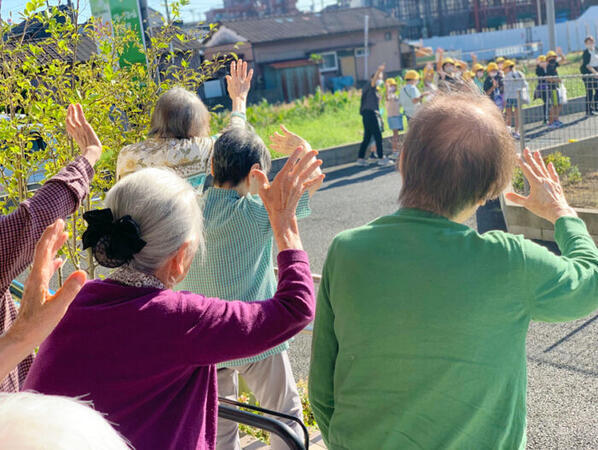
xmin=1 ymin=0 xmax=339 ymax=23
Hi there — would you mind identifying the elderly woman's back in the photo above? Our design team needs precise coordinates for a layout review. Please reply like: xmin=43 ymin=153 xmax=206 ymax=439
xmin=116 ymin=60 xmax=252 ymax=187
xmin=23 ymin=164 xmax=319 ymax=450
xmin=309 ymin=92 xmax=598 ymax=449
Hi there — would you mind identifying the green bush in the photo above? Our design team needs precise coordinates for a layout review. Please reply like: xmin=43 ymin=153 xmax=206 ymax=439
xmin=512 ymin=152 xmax=582 ymax=193
xmin=0 ymin=1 xmax=230 ymax=278
xmin=544 ymin=152 xmax=582 ymax=184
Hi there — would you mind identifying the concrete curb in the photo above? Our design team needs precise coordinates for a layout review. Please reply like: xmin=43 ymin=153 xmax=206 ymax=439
xmin=269 ymin=137 xmax=393 ymax=178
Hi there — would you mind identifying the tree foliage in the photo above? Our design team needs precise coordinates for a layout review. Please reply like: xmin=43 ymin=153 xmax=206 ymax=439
xmin=0 ymin=0 xmax=230 ymax=278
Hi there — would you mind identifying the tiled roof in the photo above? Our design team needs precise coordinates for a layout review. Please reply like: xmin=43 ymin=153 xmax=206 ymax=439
xmin=217 ymin=7 xmax=401 ymax=45
xmin=4 ymin=33 xmax=97 ymax=65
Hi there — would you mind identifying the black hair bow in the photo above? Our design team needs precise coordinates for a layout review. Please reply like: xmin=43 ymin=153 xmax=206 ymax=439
xmin=82 ymin=208 xmax=146 ymax=268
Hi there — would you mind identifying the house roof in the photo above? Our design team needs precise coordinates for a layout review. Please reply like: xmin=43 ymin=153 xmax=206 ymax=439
xmin=4 ymin=33 xmax=97 ymax=65
xmin=209 ymin=7 xmax=401 ymax=46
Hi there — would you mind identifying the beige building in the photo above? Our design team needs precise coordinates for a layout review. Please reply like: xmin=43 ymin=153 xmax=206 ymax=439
xmin=203 ymin=7 xmax=406 ymax=103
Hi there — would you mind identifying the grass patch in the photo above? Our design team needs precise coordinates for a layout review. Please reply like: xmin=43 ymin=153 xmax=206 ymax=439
xmin=213 ymin=88 xmax=392 ymax=157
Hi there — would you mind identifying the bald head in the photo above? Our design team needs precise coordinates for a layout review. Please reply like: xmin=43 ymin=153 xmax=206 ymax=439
xmin=399 ymin=90 xmax=516 ymax=218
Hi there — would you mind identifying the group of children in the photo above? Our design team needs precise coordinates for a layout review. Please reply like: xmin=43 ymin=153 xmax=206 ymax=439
xmin=383 ymin=48 xmax=568 ymax=146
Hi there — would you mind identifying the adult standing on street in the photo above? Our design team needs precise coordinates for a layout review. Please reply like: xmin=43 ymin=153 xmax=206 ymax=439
xmin=357 ymin=64 xmax=393 ymax=167
xmin=581 ymin=36 xmax=598 ymax=116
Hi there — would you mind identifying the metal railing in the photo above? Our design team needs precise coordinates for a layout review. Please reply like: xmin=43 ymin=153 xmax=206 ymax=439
xmin=219 ymin=397 xmax=309 ymax=449
xmin=504 ymin=74 xmax=598 ymax=151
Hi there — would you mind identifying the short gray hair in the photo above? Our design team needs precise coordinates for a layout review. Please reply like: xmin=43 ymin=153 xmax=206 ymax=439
xmin=149 ymin=87 xmax=210 ymax=139
xmin=0 ymin=392 xmax=130 ymax=449
xmin=104 ymin=168 xmax=204 ymax=273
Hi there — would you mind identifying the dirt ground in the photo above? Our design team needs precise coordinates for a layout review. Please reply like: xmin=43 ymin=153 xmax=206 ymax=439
xmin=564 ymin=171 xmax=598 ymax=209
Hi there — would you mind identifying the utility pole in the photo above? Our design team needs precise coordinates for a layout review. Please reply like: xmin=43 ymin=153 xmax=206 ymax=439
xmin=536 ymin=0 xmax=542 ymax=26
xmin=546 ymin=0 xmax=556 ymax=51
xmin=164 ymin=0 xmax=171 ymax=23
xmin=364 ymin=14 xmax=369 ymax=81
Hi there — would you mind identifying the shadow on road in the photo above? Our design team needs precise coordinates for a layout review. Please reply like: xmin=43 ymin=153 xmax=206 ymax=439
xmin=320 ymin=164 xmax=396 ymax=192
xmin=525 ymin=115 xmax=589 ymax=140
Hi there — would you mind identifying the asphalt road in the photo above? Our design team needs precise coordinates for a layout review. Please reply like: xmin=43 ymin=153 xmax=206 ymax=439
xmin=288 ymin=161 xmax=598 ymax=449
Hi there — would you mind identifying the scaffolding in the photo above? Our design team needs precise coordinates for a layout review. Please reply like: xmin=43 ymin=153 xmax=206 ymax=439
xmin=372 ymin=0 xmax=585 ymax=40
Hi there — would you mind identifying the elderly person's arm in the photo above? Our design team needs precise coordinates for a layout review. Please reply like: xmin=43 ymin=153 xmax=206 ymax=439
xmin=308 ymin=250 xmax=338 ymax=444
xmin=0 ymin=104 xmax=99 ymax=290
xmin=226 ymin=59 xmax=253 ymax=128
xmin=178 ymin=149 xmax=324 ymax=363
xmin=506 ymin=149 xmax=598 ymax=320
xmin=0 ymin=220 xmax=86 ymax=381
xmin=0 ymin=104 xmax=98 ymax=390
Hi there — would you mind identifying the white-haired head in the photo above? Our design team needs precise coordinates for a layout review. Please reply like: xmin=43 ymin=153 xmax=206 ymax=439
xmin=0 ymin=392 xmax=130 ymax=449
xmin=149 ymin=87 xmax=210 ymax=139
xmin=104 ymin=167 xmax=204 ymax=273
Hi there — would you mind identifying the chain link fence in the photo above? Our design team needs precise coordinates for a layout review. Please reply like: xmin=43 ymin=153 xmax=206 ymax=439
xmin=505 ymin=73 xmax=598 ymax=209
xmin=505 ymin=74 xmax=598 ymax=152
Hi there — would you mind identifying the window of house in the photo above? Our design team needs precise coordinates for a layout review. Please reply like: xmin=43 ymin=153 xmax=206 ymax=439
xmin=203 ymin=79 xmax=223 ymax=99
xmin=355 ymin=47 xmax=369 ymax=57
xmin=318 ymin=51 xmax=338 ymax=72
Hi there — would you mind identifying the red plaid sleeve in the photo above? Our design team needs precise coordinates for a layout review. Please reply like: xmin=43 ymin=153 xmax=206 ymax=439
xmin=0 ymin=156 xmax=93 ymax=392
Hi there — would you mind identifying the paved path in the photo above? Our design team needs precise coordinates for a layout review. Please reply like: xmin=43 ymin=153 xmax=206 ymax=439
xmin=524 ymin=111 xmax=598 ymax=150
xmin=281 ymin=162 xmax=597 ymax=449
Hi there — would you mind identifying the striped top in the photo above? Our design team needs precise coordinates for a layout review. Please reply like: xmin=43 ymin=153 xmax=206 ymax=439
xmin=177 ymin=187 xmax=311 ymax=367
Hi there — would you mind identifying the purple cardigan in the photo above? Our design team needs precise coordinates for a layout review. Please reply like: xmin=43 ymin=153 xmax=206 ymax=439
xmin=23 ymin=250 xmax=315 ymax=450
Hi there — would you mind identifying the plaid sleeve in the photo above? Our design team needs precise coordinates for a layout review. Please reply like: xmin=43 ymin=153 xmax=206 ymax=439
xmin=245 ymin=195 xmax=272 ymax=234
xmin=296 ymin=191 xmax=312 ymax=220
xmin=0 ymin=156 xmax=93 ymax=292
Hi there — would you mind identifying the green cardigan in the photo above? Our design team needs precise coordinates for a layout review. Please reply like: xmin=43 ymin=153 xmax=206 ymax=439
xmin=309 ymin=208 xmax=598 ymax=450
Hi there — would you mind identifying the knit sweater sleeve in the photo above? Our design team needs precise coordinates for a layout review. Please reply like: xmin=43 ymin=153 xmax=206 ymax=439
xmin=308 ymin=239 xmax=338 ymax=445
xmin=178 ymin=249 xmax=315 ymax=365
xmin=522 ymin=216 xmax=598 ymax=322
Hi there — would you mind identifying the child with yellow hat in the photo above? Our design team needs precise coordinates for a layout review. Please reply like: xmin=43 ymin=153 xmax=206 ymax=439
xmin=472 ymin=63 xmax=485 ymax=93
xmin=535 ymin=55 xmax=550 ymax=123
xmin=483 ymin=62 xmax=504 ymax=110
xmin=545 ymin=47 xmax=567 ymax=129
xmin=385 ymin=77 xmax=402 ymax=157
xmin=503 ymin=60 xmax=527 ymax=139
xmin=435 ymin=48 xmax=458 ymax=88
xmin=399 ymin=70 xmax=429 ymax=122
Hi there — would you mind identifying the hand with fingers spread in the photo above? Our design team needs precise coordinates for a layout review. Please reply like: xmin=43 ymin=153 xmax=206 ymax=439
xmin=270 ymin=125 xmax=312 ymax=156
xmin=0 ymin=219 xmax=87 ymax=381
xmin=226 ymin=59 xmax=254 ymax=109
xmin=66 ymin=103 xmax=102 ymax=166
xmin=505 ymin=148 xmax=577 ymax=224
xmin=269 ymin=126 xmax=323 ymax=196
xmin=251 ymin=148 xmax=325 ymax=251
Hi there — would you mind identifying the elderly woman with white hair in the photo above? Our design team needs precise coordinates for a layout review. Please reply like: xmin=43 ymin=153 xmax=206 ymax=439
xmin=24 ymin=147 xmax=322 ymax=449
xmin=116 ymin=60 xmax=253 ymax=188
xmin=0 ymin=392 xmax=130 ymax=449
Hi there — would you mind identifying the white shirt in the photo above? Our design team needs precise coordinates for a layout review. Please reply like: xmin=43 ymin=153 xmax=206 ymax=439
xmin=399 ymin=84 xmax=421 ymax=118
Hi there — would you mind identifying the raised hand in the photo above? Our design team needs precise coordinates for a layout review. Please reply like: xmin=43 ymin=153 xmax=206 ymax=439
xmin=505 ymin=149 xmax=577 ymax=224
xmin=0 ymin=220 xmax=87 ymax=381
xmin=226 ymin=59 xmax=254 ymax=102
xmin=270 ymin=125 xmax=312 ymax=156
xmin=66 ymin=103 xmax=102 ymax=166
xmin=251 ymin=148 xmax=324 ymax=250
